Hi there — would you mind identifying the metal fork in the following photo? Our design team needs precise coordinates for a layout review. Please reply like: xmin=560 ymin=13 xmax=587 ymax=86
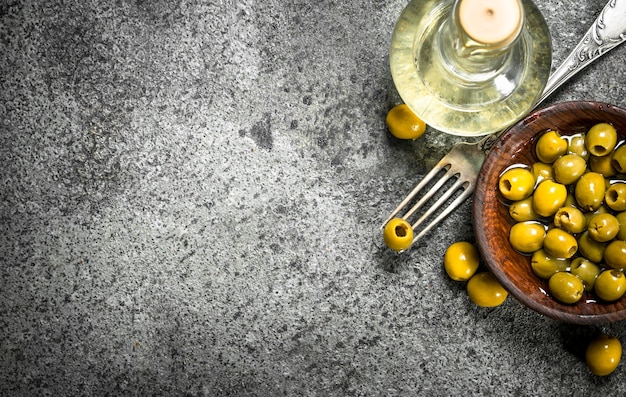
xmin=382 ymin=0 xmax=626 ymax=247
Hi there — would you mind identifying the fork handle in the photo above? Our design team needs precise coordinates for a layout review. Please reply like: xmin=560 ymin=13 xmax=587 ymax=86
xmin=538 ymin=0 xmax=626 ymax=105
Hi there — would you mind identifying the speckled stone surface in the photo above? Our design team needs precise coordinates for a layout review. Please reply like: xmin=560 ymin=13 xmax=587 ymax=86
xmin=2 ymin=0 xmax=626 ymax=395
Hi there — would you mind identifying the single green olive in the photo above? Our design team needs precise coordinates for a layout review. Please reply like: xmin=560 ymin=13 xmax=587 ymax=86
xmin=532 ymin=162 xmax=554 ymax=184
xmin=605 ymin=183 xmax=626 ymax=212
xmin=594 ymin=269 xmax=626 ymax=302
xmin=564 ymin=193 xmax=578 ymax=208
xmin=536 ymin=130 xmax=568 ymax=163
xmin=586 ymin=334 xmax=622 ymax=376
xmin=578 ymin=231 xmax=608 ymax=264
xmin=509 ymin=221 xmax=546 ymax=253
xmin=444 ymin=242 xmax=480 ymax=281
xmin=604 ymin=240 xmax=626 ymax=271
xmin=575 ymin=172 xmax=606 ymax=211
xmin=589 ymin=154 xmax=617 ymax=177
xmin=498 ymin=167 xmax=535 ymax=201
xmin=543 ymin=228 xmax=578 ymax=259
xmin=570 ymin=257 xmax=601 ymax=291
xmin=611 ymin=145 xmax=626 ymax=173
xmin=509 ymin=197 xmax=541 ymax=222
xmin=568 ymin=134 xmax=590 ymax=160
xmin=585 ymin=123 xmax=618 ymax=157
xmin=548 ymin=272 xmax=584 ymax=304
xmin=466 ymin=272 xmax=508 ymax=307
xmin=554 ymin=206 xmax=586 ymax=234
xmin=533 ymin=180 xmax=568 ymax=217
xmin=616 ymin=211 xmax=626 ymax=241
xmin=587 ymin=213 xmax=621 ymax=242
xmin=584 ymin=205 xmax=611 ymax=227
xmin=553 ymin=154 xmax=587 ymax=185
xmin=531 ymin=249 xmax=570 ymax=279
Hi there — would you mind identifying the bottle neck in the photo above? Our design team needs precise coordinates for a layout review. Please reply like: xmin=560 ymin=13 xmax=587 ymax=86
xmin=438 ymin=0 xmax=524 ymax=77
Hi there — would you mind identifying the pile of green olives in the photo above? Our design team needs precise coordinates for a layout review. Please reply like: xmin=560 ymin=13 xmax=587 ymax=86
xmin=498 ymin=123 xmax=626 ymax=305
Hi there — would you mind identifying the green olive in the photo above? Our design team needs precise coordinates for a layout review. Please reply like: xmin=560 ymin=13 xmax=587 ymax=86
xmin=616 ymin=211 xmax=626 ymax=241
xmin=531 ymin=249 xmax=570 ymax=279
xmin=444 ymin=242 xmax=480 ymax=281
xmin=575 ymin=172 xmax=606 ymax=211
xmin=536 ymin=130 xmax=568 ymax=163
xmin=605 ymin=183 xmax=626 ymax=212
xmin=543 ymin=228 xmax=578 ymax=259
xmin=585 ymin=123 xmax=618 ymax=157
xmin=584 ymin=205 xmax=610 ymax=227
xmin=578 ymin=231 xmax=608 ymax=264
xmin=553 ymin=154 xmax=587 ymax=185
xmin=570 ymin=257 xmax=601 ymax=291
xmin=568 ymin=134 xmax=590 ymax=160
xmin=467 ymin=272 xmax=508 ymax=307
xmin=587 ymin=213 xmax=621 ymax=242
xmin=509 ymin=197 xmax=541 ymax=222
xmin=604 ymin=240 xmax=626 ymax=271
xmin=611 ymin=145 xmax=626 ymax=173
xmin=509 ymin=221 xmax=546 ymax=253
xmin=586 ymin=334 xmax=622 ymax=376
xmin=589 ymin=154 xmax=617 ymax=177
xmin=554 ymin=206 xmax=586 ymax=234
xmin=594 ymin=269 xmax=626 ymax=302
xmin=498 ymin=167 xmax=535 ymax=201
xmin=532 ymin=162 xmax=554 ymax=184
xmin=533 ymin=180 xmax=568 ymax=217
xmin=564 ymin=193 xmax=578 ymax=208
xmin=548 ymin=272 xmax=584 ymax=304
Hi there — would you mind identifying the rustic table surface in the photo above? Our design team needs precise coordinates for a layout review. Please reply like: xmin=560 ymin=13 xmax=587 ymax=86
xmin=2 ymin=0 xmax=626 ymax=395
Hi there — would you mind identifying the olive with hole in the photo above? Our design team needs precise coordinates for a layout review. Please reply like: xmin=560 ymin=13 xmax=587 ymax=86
xmin=575 ymin=172 xmax=606 ymax=211
xmin=605 ymin=183 xmax=626 ymax=212
xmin=554 ymin=206 xmax=586 ymax=234
xmin=548 ymin=272 xmax=584 ymax=304
xmin=585 ymin=123 xmax=618 ymax=157
xmin=498 ymin=168 xmax=535 ymax=201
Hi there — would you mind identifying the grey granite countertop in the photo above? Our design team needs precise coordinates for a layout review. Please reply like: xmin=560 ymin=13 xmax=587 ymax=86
xmin=2 ymin=0 xmax=626 ymax=395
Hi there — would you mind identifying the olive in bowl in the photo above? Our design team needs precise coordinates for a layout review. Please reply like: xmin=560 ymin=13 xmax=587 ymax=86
xmin=473 ymin=101 xmax=626 ymax=325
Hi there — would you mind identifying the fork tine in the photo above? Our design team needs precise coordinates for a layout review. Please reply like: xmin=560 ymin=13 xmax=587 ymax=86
xmin=411 ymin=179 xmax=474 ymax=243
xmin=381 ymin=158 xmax=452 ymax=228
xmin=402 ymin=166 xmax=458 ymax=220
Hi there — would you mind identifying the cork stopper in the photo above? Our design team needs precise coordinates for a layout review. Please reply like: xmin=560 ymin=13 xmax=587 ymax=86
xmin=458 ymin=0 xmax=523 ymax=46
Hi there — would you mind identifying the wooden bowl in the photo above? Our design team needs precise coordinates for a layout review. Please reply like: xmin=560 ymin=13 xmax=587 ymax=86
xmin=473 ymin=101 xmax=626 ymax=324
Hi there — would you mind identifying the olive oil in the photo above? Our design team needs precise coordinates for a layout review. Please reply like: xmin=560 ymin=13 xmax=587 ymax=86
xmin=390 ymin=0 xmax=552 ymax=136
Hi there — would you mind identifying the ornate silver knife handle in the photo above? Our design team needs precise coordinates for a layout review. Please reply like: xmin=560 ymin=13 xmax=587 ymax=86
xmin=539 ymin=0 xmax=626 ymax=103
